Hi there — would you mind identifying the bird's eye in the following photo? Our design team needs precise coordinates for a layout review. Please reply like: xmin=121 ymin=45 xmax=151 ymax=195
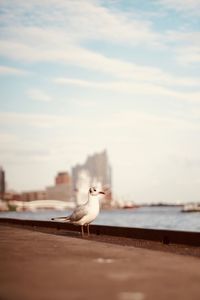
xmin=94 ymin=188 xmax=96 ymax=192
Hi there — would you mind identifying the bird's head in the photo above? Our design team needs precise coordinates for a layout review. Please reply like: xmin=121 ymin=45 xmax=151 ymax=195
xmin=89 ymin=186 xmax=105 ymax=197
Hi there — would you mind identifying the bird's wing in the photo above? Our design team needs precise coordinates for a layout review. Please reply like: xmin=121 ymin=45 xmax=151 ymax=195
xmin=69 ymin=204 xmax=88 ymax=222
xmin=51 ymin=216 xmax=70 ymax=221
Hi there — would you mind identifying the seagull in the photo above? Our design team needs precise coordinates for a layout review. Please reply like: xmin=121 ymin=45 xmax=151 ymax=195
xmin=51 ymin=187 xmax=105 ymax=237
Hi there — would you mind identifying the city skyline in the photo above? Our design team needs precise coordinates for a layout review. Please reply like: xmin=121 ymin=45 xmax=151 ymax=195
xmin=1 ymin=150 xmax=112 ymax=205
xmin=0 ymin=1 xmax=200 ymax=203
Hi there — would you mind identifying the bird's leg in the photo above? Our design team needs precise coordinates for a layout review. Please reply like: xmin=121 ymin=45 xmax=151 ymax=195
xmin=87 ymin=224 xmax=90 ymax=236
xmin=81 ymin=225 xmax=84 ymax=237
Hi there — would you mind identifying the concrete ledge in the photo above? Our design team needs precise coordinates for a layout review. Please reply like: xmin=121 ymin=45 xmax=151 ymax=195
xmin=0 ymin=217 xmax=200 ymax=247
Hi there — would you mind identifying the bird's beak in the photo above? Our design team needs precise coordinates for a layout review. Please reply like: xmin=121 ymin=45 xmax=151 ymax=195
xmin=99 ymin=191 xmax=105 ymax=194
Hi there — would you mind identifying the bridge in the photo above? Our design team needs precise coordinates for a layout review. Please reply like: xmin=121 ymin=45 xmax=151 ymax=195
xmin=9 ymin=200 xmax=75 ymax=211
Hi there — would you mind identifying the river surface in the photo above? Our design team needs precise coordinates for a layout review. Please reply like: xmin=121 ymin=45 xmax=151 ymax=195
xmin=1 ymin=206 xmax=200 ymax=232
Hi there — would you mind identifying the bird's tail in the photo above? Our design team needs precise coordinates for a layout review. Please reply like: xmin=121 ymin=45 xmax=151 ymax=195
xmin=51 ymin=216 xmax=70 ymax=222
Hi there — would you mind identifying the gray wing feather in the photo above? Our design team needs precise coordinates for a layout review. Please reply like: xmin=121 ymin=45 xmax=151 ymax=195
xmin=69 ymin=204 xmax=88 ymax=222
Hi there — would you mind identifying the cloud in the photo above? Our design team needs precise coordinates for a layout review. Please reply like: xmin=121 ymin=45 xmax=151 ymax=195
xmin=176 ymin=46 xmax=200 ymax=65
xmin=100 ymin=109 xmax=200 ymax=133
xmin=0 ymin=0 xmax=162 ymax=73
xmin=27 ymin=88 xmax=52 ymax=102
xmin=0 ymin=132 xmax=18 ymax=144
xmin=62 ymin=73 xmax=199 ymax=88
xmin=0 ymin=65 xmax=28 ymax=76
xmin=0 ymin=112 xmax=73 ymax=128
xmin=0 ymin=148 xmax=50 ymax=164
xmin=0 ymin=132 xmax=46 ymax=164
xmin=55 ymin=78 xmax=95 ymax=88
xmin=0 ymin=0 xmax=160 ymax=46
xmin=54 ymin=77 xmax=200 ymax=103
xmin=158 ymin=0 xmax=200 ymax=15
xmin=0 ymin=26 xmax=160 ymax=77
xmin=166 ymin=30 xmax=200 ymax=65
xmin=0 ymin=108 xmax=199 ymax=134
xmin=0 ymin=0 xmax=199 ymax=77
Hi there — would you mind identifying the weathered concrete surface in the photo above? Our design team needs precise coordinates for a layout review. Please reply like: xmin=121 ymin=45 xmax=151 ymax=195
xmin=0 ymin=225 xmax=199 ymax=300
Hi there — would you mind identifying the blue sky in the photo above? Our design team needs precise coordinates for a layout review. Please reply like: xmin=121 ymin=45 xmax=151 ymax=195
xmin=0 ymin=0 xmax=200 ymax=203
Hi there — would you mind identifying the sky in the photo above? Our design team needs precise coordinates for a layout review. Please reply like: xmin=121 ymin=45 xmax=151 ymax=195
xmin=0 ymin=0 xmax=200 ymax=204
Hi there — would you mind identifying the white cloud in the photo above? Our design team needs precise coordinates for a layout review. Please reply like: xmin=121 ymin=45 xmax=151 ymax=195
xmin=0 ymin=132 xmax=18 ymax=144
xmin=166 ymin=30 xmax=200 ymax=64
xmin=100 ymin=109 xmax=200 ymax=133
xmin=1 ymin=21 xmax=198 ymax=89
xmin=104 ymin=59 xmax=199 ymax=86
xmin=0 ymin=112 xmax=73 ymax=128
xmin=0 ymin=1 xmax=199 ymax=77
xmin=0 ymin=0 xmax=162 ymax=74
xmin=65 ymin=0 xmax=160 ymax=46
xmin=54 ymin=77 xmax=200 ymax=103
xmin=0 ymin=27 xmax=160 ymax=78
xmin=0 ymin=65 xmax=28 ymax=76
xmin=27 ymin=88 xmax=52 ymax=102
xmin=55 ymin=78 xmax=95 ymax=88
xmin=158 ymin=0 xmax=200 ymax=15
xmin=0 ymin=109 xmax=199 ymax=133
xmin=0 ymin=0 xmax=160 ymax=46
xmin=176 ymin=46 xmax=200 ymax=65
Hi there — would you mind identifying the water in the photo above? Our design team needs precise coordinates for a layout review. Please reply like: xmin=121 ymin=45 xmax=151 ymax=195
xmin=1 ymin=206 xmax=200 ymax=232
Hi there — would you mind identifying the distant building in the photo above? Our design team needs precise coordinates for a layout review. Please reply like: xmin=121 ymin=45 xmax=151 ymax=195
xmin=55 ymin=172 xmax=71 ymax=185
xmin=46 ymin=171 xmax=72 ymax=202
xmin=20 ymin=190 xmax=47 ymax=202
xmin=4 ymin=190 xmax=21 ymax=201
xmin=0 ymin=167 xmax=6 ymax=200
xmin=72 ymin=150 xmax=112 ymax=206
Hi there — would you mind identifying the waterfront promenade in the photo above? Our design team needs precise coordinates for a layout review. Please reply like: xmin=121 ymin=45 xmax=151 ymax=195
xmin=0 ymin=224 xmax=200 ymax=300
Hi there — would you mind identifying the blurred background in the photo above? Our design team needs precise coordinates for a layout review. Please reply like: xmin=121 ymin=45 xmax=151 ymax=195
xmin=0 ymin=0 xmax=200 ymax=231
